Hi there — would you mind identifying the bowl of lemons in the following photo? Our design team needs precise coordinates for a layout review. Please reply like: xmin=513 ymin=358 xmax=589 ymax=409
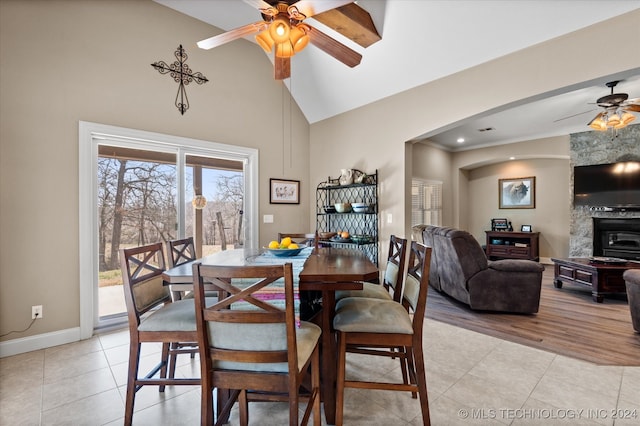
xmin=266 ymin=237 xmax=306 ymax=257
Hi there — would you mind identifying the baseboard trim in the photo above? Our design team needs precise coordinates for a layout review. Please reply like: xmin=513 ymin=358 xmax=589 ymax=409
xmin=0 ymin=327 xmax=81 ymax=358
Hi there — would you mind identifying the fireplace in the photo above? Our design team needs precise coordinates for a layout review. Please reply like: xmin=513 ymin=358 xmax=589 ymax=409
xmin=593 ymin=218 xmax=640 ymax=260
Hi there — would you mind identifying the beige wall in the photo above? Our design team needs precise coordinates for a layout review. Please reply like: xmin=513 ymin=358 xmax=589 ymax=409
xmin=410 ymin=137 xmax=571 ymax=261
xmin=0 ymin=0 xmax=310 ymax=342
xmin=2 ymin=1 xmax=639 ymax=350
xmin=310 ymin=10 xmax=639 ymax=248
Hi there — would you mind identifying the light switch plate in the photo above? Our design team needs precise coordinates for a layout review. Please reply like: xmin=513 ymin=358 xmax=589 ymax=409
xmin=263 ymin=214 xmax=274 ymax=223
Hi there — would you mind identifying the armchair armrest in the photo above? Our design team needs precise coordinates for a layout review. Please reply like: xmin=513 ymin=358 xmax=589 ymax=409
xmin=488 ymin=259 xmax=545 ymax=273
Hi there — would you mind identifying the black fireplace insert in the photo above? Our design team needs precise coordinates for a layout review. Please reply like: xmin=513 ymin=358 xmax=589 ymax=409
xmin=593 ymin=218 xmax=640 ymax=260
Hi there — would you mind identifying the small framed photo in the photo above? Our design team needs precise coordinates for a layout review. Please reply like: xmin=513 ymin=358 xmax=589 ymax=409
xmin=499 ymin=176 xmax=535 ymax=209
xmin=521 ymin=225 xmax=532 ymax=232
xmin=270 ymin=178 xmax=300 ymax=204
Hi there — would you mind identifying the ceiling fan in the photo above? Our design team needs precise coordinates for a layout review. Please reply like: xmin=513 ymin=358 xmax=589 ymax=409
xmin=196 ymin=0 xmax=380 ymax=80
xmin=587 ymin=81 xmax=640 ymax=131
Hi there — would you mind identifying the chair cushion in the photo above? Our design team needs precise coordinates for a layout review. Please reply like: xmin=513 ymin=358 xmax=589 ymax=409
xmin=333 ymin=298 xmax=413 ymax=334
xmin=138 ymin=298 xmax=216 ymax=332
xmin=335 ymin=282 xmax=393 ymax=301
xmin=212 ymin=321 xmax=321 ymax=373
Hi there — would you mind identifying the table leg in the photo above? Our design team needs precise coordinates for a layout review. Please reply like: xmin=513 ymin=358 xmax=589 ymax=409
xmin=321 ymin=289 xmax=337 ymax=425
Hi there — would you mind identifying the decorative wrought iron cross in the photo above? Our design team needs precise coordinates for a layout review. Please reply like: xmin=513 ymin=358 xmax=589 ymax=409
xmin=151 ymin=45 xmax=209 ymax=115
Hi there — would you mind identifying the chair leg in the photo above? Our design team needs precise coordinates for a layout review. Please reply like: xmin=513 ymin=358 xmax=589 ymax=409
xmin=125 ymin=342 xmax=141 ymax=426
xmin=335 ymin=331 xmax=347 ymax=426
xmin=312 ymin=346 xmax=321 ymax=426
xmin=160 ymin=342 xmax=170 ymax=392
xmin=405 ymin=346 xmax=418 ymax=399
xmin=413 ymin=343 xmax=431 ymax=426
xmin=201 ymin=374 xmax=214 ymax=426
xmin=239 ymin=389 xmax=249 ymax=426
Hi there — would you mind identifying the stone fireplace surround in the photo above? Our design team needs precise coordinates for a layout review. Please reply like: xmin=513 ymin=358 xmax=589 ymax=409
xmin=569 ymin=123 xmax=640 ymax=258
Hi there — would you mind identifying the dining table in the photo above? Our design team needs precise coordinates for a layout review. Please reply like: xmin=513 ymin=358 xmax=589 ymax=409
xmin=161 ymin=245 xmax=379 ymax=425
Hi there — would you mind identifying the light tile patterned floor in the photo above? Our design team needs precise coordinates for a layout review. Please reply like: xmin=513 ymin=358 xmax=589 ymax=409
xmin=1 ymin=319 xmax=639 ymax=425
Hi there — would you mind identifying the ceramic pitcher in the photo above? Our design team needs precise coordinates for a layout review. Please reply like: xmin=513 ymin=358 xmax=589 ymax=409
xmin=339 ymin=169 xmax=354 ymax=185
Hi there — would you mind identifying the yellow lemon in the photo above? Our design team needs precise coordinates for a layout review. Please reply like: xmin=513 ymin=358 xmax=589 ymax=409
xmin=268 ymin=240 xmax=279 ymax=249
xmin=288 ymin=243 xmax=299 ymax=249
xmin=280 ymin=237 xmax=292 ymax=248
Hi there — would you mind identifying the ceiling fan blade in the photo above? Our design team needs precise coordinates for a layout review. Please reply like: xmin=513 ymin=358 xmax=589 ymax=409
xmin=625 ymin=104 xmax=640 ymax=112
xmin=553 ymin=109 xmax=596 ymax=123
xmin=197 ymin=22 xmax=267 ymax=50
xmin=312 ymin=2 xmax=381 ymax=48
xmin=274 ymin=56 xmax=291 ymax=80
xmin=307 ymin=25 xmax=362 ymax=68
xmin=241 ymin=0 xmax=273 ymax=10
xmin=290 ymin=0 xmax=354 ymax=18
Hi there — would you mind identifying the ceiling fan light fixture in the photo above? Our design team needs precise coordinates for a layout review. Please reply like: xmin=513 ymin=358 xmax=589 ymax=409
xmin=290 ymin=24 xmax=310 ymax=53
xmin=607 ymin=111 xmax=621 ymax=128
xmin=618 ymin=111 xmax=636 ymax=128
xmin=269 ymin=16 xmax=291 ymax=43
xmin=588 ymin=116 xmax=608 ymax=131
xmin=255 ymin=30 xmax=274 ymax=53
xmin=275 ymin=41 xmax=294 ymax=58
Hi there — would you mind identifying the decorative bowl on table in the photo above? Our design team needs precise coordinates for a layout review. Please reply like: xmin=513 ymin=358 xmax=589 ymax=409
xmin=334 ymin=202 xmax=352 ymax=213
xmin=265 ymin=245 xmax=307 ymax=257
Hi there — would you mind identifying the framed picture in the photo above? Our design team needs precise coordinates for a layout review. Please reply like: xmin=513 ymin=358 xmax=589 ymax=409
xmin=521 ymin=225 xmax=532 ymax=232
xmin=270 ymin=178 xmax=300 ymax=204
xmin=499 ymin=176 xmax=535 ymax=209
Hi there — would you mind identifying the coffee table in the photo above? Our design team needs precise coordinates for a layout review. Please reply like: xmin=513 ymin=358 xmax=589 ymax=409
xmin=551 ymin=257 xmax=640 ymax=303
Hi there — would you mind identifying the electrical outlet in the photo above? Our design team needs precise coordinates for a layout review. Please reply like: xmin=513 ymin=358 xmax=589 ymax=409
xmin=32 ymin=305 xmax=43 ymax=319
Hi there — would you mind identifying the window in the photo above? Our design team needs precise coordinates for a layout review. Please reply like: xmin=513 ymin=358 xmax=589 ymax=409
xmin=411 ymin=179 xmax=442 ymax=226
xmin=79 ymin=122 xmax=258 ymax=337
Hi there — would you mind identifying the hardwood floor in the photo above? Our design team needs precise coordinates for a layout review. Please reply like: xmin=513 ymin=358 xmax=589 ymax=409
xmin=425 ymin=267 xmax=640 ymax=366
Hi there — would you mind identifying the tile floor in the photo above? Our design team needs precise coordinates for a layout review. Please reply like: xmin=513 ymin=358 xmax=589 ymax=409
xmin=1 ymin=319 xmax=639 ymax=425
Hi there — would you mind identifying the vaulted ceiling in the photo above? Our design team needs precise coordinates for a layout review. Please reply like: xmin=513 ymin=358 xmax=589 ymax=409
xmin=155 ymin=0 xmax=640 ymax=150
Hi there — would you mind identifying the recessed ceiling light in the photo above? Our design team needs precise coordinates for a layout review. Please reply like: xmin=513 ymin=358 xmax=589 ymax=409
xmin=509 ymin=157 xmax=516 ymax=160
xmin=457 ymin=137 xmax=465 ymax=143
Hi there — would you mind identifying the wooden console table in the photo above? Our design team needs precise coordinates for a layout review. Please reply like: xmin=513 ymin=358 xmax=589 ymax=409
xmin=485 ymin=231 xmax=539 ymax=261
xmin=551 ymin=257 xmax=640 ymax=303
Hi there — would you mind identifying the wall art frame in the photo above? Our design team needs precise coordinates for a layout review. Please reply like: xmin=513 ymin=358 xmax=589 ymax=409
xmin=270 ymin=178 xmax=300 ymax=204
xmin=499 ymin=176 xmax=535 ymax=209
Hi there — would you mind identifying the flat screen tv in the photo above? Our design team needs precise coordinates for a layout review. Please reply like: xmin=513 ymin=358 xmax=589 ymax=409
xmin=573 ymin=161 xmax=640 ymax=208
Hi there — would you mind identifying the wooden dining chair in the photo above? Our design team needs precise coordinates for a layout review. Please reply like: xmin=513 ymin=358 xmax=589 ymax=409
xmin=333 ymin=241 xmax=432 ymax=426
xmin=278 ymin=233 xmax=316 ymax=246
xmin=119 ymin=242 xmax=201 ymax=426
xmin=192 ymin=262 xmax=322 ymax=426
xmin=166 ymin=236 xmax=198 ymax=301
xmin=335 ymin=234 xmax=408 ymax=303
xmin=167 ymin=236 xmax=197 ymax=268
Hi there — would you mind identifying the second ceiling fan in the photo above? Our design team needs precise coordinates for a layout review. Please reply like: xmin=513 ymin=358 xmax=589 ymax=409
xmin=197 ymin=0 xmax=380 ymax=80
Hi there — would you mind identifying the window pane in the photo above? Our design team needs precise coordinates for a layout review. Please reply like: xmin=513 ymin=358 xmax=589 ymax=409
xmin=412 ymin=179 xmax=442 ymax=227
xmin=97 ymin=147 xmax=177 ymax=317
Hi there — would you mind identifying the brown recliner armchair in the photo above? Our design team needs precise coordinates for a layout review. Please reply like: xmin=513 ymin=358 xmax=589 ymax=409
xmin=623 ymin=269 xmax=640 ymax=333
xmin=413 ymin=225 xmax=544 ymax=314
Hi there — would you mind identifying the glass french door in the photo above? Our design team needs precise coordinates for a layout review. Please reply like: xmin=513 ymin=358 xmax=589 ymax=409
xmin=96 ymin=146 xmax=245 ymax=321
